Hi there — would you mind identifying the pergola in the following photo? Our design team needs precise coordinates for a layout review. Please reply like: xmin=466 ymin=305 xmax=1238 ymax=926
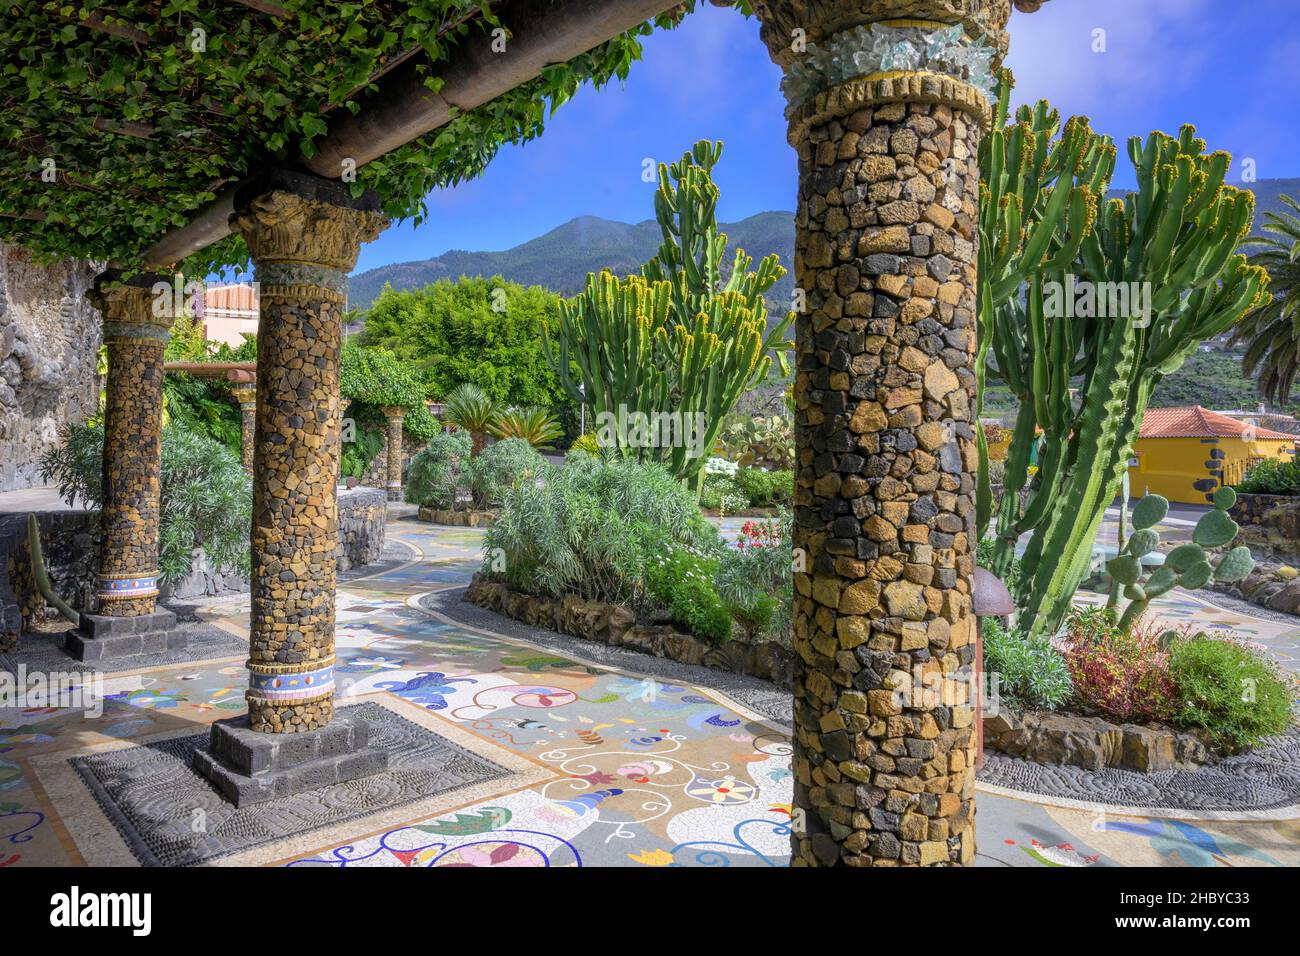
xmin=2 ymin=0 xmax=1050 ymax=866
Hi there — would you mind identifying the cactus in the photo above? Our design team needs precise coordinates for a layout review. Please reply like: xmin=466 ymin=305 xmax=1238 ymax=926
xmin=544 ymin=141 xmax=792 ymax=486
xmin=1104 ymin=489 xmax=1253 ymax=632
xmin=981 ymin=108 xmax=1271 ymax=640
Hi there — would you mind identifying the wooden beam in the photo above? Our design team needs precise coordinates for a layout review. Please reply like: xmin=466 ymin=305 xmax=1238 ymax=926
xmin=92 ymin=117 xmax=155 ymax=139
xmin=71 ymin=12 xmax=151 ymax=44
xmin=140 ymin=0 xmax=679 ymax=268
xmin=305 ymin=0 xmax=677 ymax=176
xmin=227 ymin=0 xmax=294 ymax=17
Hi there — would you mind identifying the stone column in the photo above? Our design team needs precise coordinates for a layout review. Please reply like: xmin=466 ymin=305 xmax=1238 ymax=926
xmin=381 ymin=406 xmax=405 ymax=501
xmin=231 ymin=382 xmax=257 ymax=474
xmin=194 ymin=173 xmax=388 ymax=806
xmin=235 ymin=178 xmax=386 ymax=734
xmin=751 ymin=1 xmax=1014 ymax=866
xmin=66 ymin=273 xmax=185 ymax=661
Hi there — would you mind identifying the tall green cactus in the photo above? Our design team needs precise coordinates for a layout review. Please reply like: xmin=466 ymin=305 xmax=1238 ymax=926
xmin=543 ymin=141 xmax=792 ymax=485
xmin=983 ymin=115 xmax=1271 ymax=640
xmin=976 ymin=77 xmax=1113 ymax=548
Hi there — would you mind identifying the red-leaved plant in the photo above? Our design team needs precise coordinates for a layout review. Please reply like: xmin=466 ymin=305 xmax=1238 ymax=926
xmin=1061 ymin=607 xmax=1183 ymax=723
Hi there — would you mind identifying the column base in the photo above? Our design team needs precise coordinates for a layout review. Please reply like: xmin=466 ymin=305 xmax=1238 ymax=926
xmin=192 ymin=710 xmax=388 ymax=807
xmin=65 ymin=609 xmax=184 ymax=661
xmin=386 ymin=486 xmax=402 ymax=502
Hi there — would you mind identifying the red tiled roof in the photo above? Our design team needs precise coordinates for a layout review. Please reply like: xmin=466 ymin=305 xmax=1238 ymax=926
xmin=1139 ymin=406 xmax=1297 ymax=441
xmin=197 ymin=283 xmax=257 ymax=314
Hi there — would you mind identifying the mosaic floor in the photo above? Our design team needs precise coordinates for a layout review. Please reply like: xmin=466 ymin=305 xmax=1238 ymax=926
xmin=2 ymin=516 xmax=1297 ymax=868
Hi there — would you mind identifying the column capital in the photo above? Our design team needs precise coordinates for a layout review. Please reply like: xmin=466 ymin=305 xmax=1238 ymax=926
xmin=230 ymin=382 xmax=258 ymax=407
xmin=89 ymin=272 xmax=176 ymax=339
xmin=753 ymin=1 xmax=1014 ymax=67
xmin=381 ymin=405 xmax=407 ymax=421
xmin=752 ymin=0 xmax=1030 ymax=137
xmin=230 ymin=172 xmax=388 ymax=275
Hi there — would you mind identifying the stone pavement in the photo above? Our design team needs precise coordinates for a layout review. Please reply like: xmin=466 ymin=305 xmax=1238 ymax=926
xmin=1 ymin=515 xmax=1296 ymax=867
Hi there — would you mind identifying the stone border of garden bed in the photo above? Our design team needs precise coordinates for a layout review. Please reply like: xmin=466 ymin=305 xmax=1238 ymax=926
xmin=983 ymin=707 xmax=1219 ymax=772
xmin=416 ymin=507 xmax=497 ymax=527
xmin=699 ymin=506 xmax=782 ymax=518
xmin=465 ymin=573 xmax=795 ymax=688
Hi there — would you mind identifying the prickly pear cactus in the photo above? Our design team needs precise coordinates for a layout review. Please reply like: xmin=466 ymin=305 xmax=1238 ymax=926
xmin=1105 ymin=488 xmax=1254 ymax=632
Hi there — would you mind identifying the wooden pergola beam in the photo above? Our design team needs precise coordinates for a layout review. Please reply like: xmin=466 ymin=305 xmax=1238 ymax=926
xmin=138 ymin=0 xmax=678 ymax=269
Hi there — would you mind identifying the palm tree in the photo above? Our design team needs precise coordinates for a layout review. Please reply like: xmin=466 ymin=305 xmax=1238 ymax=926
xmin=489 ymin=406 xmax=565 ymax=450
xmin=1233 ymin=194 xmax=1298 ymax=407
xmin=442 ymin=383 xmax=500 ymax=457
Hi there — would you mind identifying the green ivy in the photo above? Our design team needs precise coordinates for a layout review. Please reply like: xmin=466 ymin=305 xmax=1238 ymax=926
xmin=1 ymin=2 xmax=694 ymax=270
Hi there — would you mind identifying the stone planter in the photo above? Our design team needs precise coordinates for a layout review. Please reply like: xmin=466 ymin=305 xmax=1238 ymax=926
xmin=417 ymin=506 xmax=496 ymax=527
xmin=465 ymin=573 xmax=794 ymax=688
xmin=983 ymin=707 xmax=1218 ymax=772
xmin=1231 ymin=492 xmax=1300 ymax=564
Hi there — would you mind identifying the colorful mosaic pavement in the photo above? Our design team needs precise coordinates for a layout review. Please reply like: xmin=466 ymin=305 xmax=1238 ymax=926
xmin=2 ymin=515 xmax=1297 ymax=868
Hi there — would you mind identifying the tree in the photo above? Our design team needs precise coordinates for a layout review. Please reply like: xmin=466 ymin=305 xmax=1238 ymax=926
xmin=362 ymin=276 xmax=569 ymax=409
xmin=1233 ymin=194 xmax=1300 ymax=407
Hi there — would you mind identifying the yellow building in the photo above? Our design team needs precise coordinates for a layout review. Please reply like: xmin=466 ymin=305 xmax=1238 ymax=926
xmin=1128 ymin=406 xmax=1297 ymax=504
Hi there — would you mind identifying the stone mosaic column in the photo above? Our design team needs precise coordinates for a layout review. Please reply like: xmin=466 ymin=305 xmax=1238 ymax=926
xmin=752 ymin=0 xmax=1014 ymax=866
xmin=231 ymin=382 xmax=257 ymax=474
xmin=88 ymin=274 xmax=174 ymax=618
xmin=381 ymin=406 xmax=405 ymax=501
xmin=231 ymin=178 xmax=386 ymax=734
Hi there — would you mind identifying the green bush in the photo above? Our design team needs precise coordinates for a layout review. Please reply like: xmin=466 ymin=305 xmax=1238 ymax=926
xmin=403 ymin=404 xmax=442 ymax=443
xmin=570 ymin=432 xmax=600 ymax=455
xmin=647 ymin=546 xmax=732 ymax=643
xmin=463 ymin=438 xmax=544 ymax=508
xmin=483 ymin=455 xmax=714 ymax=605
xmin=404 ymin=431 xmax=471 ymax=508
xmin=981 ymin=616 xmax=1074 ymax=711
xmin=340 ymin=341 xmax=426 ymax=409
xmin=1167 ymin=635 xmax=1295 ymax=751
xmin=1233 ymin=457 xmax=1300 ymax=496
xmin=733 ymin=467 xmax=793 ymax=507
xmin=340 ymin=423 xmax=384 ymax=480
xmin=41 ymin=422 xmax=252 ymax=586
xmin=715 ymin=513 xmax=793 ymax=644
xmin=701 ymin=474 xmax=748 ymax=511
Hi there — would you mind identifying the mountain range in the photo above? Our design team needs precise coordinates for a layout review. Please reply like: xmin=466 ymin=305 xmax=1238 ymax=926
xmin=349 ymin=178 xmax=1299 ymax=313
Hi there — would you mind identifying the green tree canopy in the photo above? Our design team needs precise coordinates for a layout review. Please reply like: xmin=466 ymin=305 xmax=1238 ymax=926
xmin=362 ymin=276 xmax=568 ymax=409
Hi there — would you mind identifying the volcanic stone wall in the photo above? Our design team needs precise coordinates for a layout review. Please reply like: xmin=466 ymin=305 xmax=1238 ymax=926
xmin=791 ymin=98 xmax=982 ymax=866
xmin=0 ymin=243 xmax=102 ymax=492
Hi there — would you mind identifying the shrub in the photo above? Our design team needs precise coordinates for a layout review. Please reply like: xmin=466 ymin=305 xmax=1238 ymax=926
xmin=403 ymin=404 xmax=442 ymax=443
xmin=1167 ymin=634 xmax=1295 ymax=751
xmin=570 ymin=432 xmax=600 ymax=455
xmin=463 ymin=438 xmax=544 ymax=508
xmin=341 ymin=423 xmax=384 ymax=480
xmin=701 ymin=474 xmax=745 ymax=510
xmin=443 ymin=382 xmax=501 ymax=456
xmin=483 ymin=455 xmax=714 ymax=605
xmin=1061 ymin=608 xmax=1178 ymax=723
xmin=41 ymin=422 xmax=252 ymax=586
xmin=490 ymin=406 xmax=564 ymax=449
xmin=404 ymin=431 xmax=471 ymax=508
xmin=715 ymin=514 xmax=793 ymax=644
xmin=733 ymin=467 xmax=793 ymax=507
xmin=981 ymin=616 xmax=1073 ymax=711
xmin=1233 ymin=457 xmax=1300 ymax=496
xmin=647 ymin=546 xmax=732 ymax=643
xmin=340 ymin=341 xmax=425 ymax=409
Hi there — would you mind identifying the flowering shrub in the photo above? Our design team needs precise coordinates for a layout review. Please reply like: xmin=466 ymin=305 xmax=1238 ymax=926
xmin=1061 ymin=608 xmax=1178 ymax=723
xmin=716 ymin=513 xmax=793 ymax=644
xmin=647 ymin=546 xmax=732 ymax=644
xmin=704 ymin=456 xmax=738 ymax=477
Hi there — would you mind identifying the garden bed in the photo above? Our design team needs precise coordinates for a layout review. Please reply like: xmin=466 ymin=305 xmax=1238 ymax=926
xmin=416 ymin=506 xmax=496 ymax=527
xmin=983 ymin=706 xmax=1218 ymax=772
xmin=465 ymin=573 xmax=795 ymax=688
xmin=699 ymin=506 xmax=780 ymax=518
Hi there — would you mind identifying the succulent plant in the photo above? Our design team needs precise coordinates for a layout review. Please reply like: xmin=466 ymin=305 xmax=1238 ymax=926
xmin=1104 ymin=488 xmax=1254 ymax=632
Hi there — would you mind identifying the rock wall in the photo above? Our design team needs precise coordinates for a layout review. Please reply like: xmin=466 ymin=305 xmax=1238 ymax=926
xmin=1231 ymin=492 xmax=1300 ymax=563
xmin=0 ymin=243 xmax=103 ymax=492
xmin=337 ymin=486 xmax=387 ymax=572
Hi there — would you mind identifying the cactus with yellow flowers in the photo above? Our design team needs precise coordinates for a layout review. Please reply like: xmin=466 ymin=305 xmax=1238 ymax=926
xmin=544 ymin=141 xmax=792 ymax=485
xmin=982 ymin=102 xmax=1272 ymax=640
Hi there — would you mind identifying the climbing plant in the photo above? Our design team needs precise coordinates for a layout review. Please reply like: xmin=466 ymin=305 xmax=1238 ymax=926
xmin=1 ymin=1 xmax=695 ymax=271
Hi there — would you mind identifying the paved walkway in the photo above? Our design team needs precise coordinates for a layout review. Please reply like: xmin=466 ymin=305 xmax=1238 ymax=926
xmin=2 ymin=516 xmax=1297 ymax=867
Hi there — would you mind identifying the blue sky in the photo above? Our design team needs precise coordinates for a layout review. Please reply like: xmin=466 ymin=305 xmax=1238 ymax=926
xmin=353 ymin=0 xmax=1300 ymax=274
